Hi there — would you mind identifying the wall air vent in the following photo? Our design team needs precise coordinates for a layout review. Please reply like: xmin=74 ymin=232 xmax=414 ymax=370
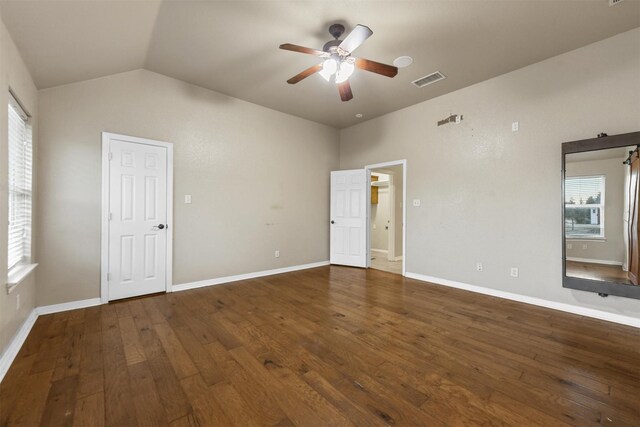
xmin=412 ymin=71 xmax=446 ymax=88
xmin=609 ymin=0 xmax=624 ymax=5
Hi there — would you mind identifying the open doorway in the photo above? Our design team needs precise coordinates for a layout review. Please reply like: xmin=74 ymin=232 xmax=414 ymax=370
xmin=366 ymin=160 xmax=406 ymax=275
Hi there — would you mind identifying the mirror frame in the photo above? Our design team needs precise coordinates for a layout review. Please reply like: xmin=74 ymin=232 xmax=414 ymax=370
xmin=562 ymin=131 xmax=640 ymax=299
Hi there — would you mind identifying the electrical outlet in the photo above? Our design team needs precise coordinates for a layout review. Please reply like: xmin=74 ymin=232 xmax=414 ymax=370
xmin=275 ymin=250 xmax=280 ymax=258
xmin=582 ymin=244 xmax=588 ymax=250
xmin=413 ymin=199 xmax=421 ymax=207
xmin=476 ymin=262 xmax=483 ymax=272
xmin=512 ymin=121 xmax=519 ymax=132
xmin=16 ymin=294 xmax=20 ymax=310
xmin=184 ymin=195 xmax=192 ymax=204
xmin=510 ymin=267 xmax=519 ymax=278
xmin=567 ymin=243 xmax=572 ymax=250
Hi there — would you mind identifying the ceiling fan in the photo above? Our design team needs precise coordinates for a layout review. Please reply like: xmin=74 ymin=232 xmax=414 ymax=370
xmin=280 ymin=24 xmax=398 ymax=102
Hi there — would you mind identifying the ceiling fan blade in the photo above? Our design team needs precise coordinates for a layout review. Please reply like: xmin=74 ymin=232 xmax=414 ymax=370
xmin=355 ymin=58 xmax=398 ymax=78
xmin=338 ymin=24 xmax=373 ymax=54
xmin=280 ymin=43 xmax=327 ymax=57
xmin=338 ymin=81 xmax=353 ymax=102
xmin=287 ymin=64 xmax=323 ymax=84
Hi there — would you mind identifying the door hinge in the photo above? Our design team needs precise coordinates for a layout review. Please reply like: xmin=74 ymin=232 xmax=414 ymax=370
xmin=108 ymin=212 xmax=112 ymax=221
xmin=108 ymin=152 xmax=113 ymax=161
xmin=107 ymin=273 xmax=111 ymax=281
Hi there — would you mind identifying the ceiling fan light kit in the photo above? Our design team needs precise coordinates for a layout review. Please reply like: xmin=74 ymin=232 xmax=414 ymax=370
xmin=280 ymin=23 xmax=399 ymax=101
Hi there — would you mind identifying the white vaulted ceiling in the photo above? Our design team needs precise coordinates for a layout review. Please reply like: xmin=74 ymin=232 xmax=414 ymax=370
xmin=1 ymin=0 xmax=639 ymax=128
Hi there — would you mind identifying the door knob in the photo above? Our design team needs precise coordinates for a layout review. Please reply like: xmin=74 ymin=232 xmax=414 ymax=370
xmin=330 ymin=220 xmax=335 ymax=224
xmin=153 ymin=224 xmax=166 ymax=230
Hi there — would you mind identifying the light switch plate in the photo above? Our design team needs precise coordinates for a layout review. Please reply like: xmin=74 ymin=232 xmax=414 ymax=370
xmin=413 ymin=199 xmax=421 ymax=207
xmin=512 ymin=121 xmax=519 ymax=132
xmin=185 ymin=195 xmax=192 ymax=204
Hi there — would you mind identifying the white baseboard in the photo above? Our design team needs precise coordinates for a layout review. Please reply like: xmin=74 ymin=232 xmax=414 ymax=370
xmin=566 ymin=257 xmax=623 ymax=266
xmin=36 ymin=297 xmax=102 ymax=315
xmin=173 ymin=261 xmax=330 ymax=292
xmin=0 ymin=309 xmax=38 ymax=383
xmin=405 ymin=272 xmax=640 ymax=329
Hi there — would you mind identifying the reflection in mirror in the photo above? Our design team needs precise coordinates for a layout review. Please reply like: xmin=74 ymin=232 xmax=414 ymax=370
xmin=564 ymin=146 xmax=639 ymax=285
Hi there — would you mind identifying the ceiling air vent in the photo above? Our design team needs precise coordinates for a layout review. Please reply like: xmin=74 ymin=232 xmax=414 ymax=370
xmin=609 ymin=0 xmax=624 ymax=6
xmin=412 ymin=71 xmax=446 ymax=88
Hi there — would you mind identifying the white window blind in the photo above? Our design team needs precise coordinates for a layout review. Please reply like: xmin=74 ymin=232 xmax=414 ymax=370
xmin=565 ymin=175 xmax=605 ymax=238
xmin=8 ymin=96 xmax=32 ymax=270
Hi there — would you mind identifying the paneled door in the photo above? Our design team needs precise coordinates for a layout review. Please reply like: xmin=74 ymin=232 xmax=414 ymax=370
xmin=105 ymin=134 xmax=171 ymax=301
xmin=330 ymin=169 xmax=367 ymax=267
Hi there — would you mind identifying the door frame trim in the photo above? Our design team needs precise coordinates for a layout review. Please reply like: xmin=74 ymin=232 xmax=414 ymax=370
xmin=365 ymin=159 xmax=407 ymax=276
xmin=101 ymin=132 xmax=174 ymax=303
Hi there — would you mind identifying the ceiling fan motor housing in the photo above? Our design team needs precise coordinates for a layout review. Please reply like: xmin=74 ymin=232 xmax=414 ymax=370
xmin=324 ymin=23 xmax=346 ymax=52
xmin=322 ymin=39 xmax=342 ymax=52
xmin=328 ymin=23 xmax=345 ymax=39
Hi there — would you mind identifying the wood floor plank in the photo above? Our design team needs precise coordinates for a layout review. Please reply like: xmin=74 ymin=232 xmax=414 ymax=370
xmin=5 ymin=369 xmax=53 ymax=426
xmin=146 ymin=353 xmax=194 ymax=423
xmin=72 ymin=392 xmax=105 ymax=427
xmin=101 ymin=305 xmax=139 ymax=427
xmin=119 ymin=315 xmax=147 ymax=366
xmin=76 ymin=329 xmax=104 ymax=399
xmin=128 ymin=362 xmax=170 ymax=427
xmin=154 ymin=322 xmax=198 ymax=379
xmin=209 ymin=381 xmax=262 ymax=427
xmin=39 ymin=375 xmax=79 ymax=427
xmin=206 ymin=340 xmax=290 ymax=426
xmin=172 ymin=325 xmax=224 ymax=386
xmin=179 ymin=374 xmax=233 ymax=427
xmin=2 ymin=266 xmax=638 ymax=426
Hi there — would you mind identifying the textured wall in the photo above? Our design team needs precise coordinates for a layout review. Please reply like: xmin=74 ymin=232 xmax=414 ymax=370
xmin=37 ymin=69 xmax=339 ymax=306
xmin=0 ymin=18 xmax=38 ymax=357
xmin=340 ymin=29 xmax=640 ymax=318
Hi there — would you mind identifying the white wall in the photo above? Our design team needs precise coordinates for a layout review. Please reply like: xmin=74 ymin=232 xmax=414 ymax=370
xmin=0 ymin=18 xmax=38 ymax=357
xmin=566 ymin=157 xmax=626 ymax=264
xmin=37 ymin=69 xmax=339 ymax=306
xmin=340 ymin=28 xmax=640 ymax=318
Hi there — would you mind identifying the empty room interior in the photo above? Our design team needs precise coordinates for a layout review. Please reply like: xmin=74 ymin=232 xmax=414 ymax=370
xmin=0 ymin=1 xmax=639 ymax=426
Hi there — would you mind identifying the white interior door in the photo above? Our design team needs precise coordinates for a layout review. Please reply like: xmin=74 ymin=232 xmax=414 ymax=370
xmin=330 ymin=169 xmax=367 ymax=267
xmin=108 ymin=137 xmax=169 ymax=300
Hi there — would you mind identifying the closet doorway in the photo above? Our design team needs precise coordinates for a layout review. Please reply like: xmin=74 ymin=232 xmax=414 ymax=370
xmin=366 ymin=160 xmax=406 ymax=275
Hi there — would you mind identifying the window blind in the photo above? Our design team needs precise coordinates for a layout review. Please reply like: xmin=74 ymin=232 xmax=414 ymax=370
xmin=8 ymin=97 xmax=32 ymax=270
xmin=565 ymin=176 xmax=604 ymax=205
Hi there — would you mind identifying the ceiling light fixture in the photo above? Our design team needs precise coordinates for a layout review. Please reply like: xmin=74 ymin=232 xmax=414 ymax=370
xmin=335 ymin=61 xmax=355 ymax=84
xmin=318 ymin=58 xmax=338 ymax=81
xmin=318 ymin=57 xmax=356 ymax=83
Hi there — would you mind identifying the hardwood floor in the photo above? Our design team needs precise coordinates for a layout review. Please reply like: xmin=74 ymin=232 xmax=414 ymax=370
xmin=566 ymin=260 xmax=634 ymax=285
xmin=1 ymin=266 xmax=639 ymax=426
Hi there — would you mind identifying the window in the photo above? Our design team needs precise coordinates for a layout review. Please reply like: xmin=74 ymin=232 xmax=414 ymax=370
xmin=565 ymin=175 xmax=605 ymax=239
xmin=8 ymin=95 xmax=32 ymax=270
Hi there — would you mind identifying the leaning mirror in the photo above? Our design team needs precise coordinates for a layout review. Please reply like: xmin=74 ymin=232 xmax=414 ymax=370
xmin=562 ymin=131 xmax=640 ymax=299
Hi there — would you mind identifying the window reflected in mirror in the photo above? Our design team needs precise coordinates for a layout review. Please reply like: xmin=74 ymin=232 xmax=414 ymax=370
xmin=564 ymin=146 xmax=639 ymax=286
